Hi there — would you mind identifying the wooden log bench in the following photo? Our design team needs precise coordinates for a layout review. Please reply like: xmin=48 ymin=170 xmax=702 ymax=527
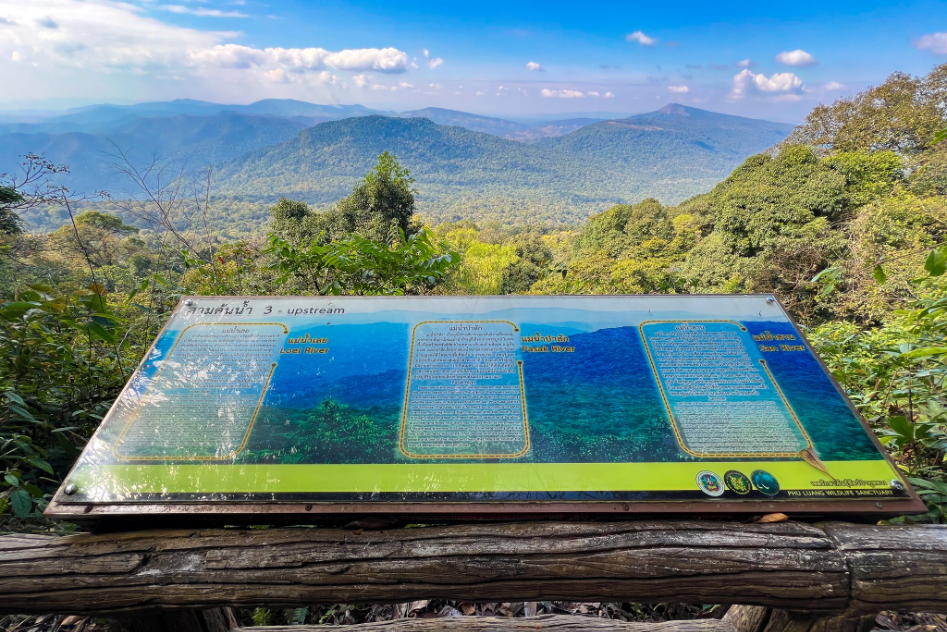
xmin=1 ymin=521 xmax=944 ymax=631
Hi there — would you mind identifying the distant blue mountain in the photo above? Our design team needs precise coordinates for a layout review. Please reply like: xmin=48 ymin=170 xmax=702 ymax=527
xmin=212 ymin=106 xmax=795 ymax=220
xmin=0 ymin=100 xmax=797 ymax=224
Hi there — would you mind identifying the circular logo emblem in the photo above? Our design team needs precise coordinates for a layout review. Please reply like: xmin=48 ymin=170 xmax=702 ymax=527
xmin=724 ymin=470 xmax=752 ymax=495
xmin=696 ymin=470 xmax=725 ymax=497
xmin=752 ymin=470 xmax=781 ymax=496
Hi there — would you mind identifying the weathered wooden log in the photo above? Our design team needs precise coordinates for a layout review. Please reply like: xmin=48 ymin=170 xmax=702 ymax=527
xmin=758 ymin=610 xmax=875 ymax=632
xmin=724 ymin=605 xmax=875 ymax=632
xmin=0 ymin=521 xmax=944 ymax=616
xmin=233 ymin=616 xmax=738 ymax=631
xmin=822 ymin=522 xmax=947 ymax=615
xmin=723 ymin=605 xmax=770 ymax=632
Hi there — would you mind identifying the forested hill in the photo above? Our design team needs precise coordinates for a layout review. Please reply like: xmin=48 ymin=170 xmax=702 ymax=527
xmin=0 ymin=112 xmax=308 ymax=196
xmin=538 ymin=104 xmax=794 ymax=177
xmin=398 ymin=108 xmax=531 ymax=137
xmin=215 ymin=107 xmax=794 ymax=224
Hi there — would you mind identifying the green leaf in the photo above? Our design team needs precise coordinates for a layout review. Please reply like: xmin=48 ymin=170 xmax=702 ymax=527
xmin=25 ymin=456 xmax=54 ymax=474
xmin=1 ymin=301 xmax=42 ymax=313
xmin=3 ymin=474 xmax=18 ymax=487
xmin=10 ymin=405 xmax=38 ymax=423
xmin=925 ymin=248 xmax=947 ymax=276
xmin=888 ymin=415 xmax=914 ymax=440
xmin=873 ymin=264 xmax=887 ymax=284
xmin=900 ymin=346 xmax=947 ymax=359
xmin=9 ymin=488 xmax=32 ymax=518
xmin=4 ymin=391 xmax=26 ymax=406
xmin=84 ymin=320 xmax=116 ymax=344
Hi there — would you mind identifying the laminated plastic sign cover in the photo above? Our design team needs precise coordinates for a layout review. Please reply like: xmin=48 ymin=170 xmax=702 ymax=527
xmin=46 ymin=295 xmax=924 ymax=522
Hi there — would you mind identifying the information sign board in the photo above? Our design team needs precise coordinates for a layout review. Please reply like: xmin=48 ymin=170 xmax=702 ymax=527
xmin=46 ymin=295 xmax=924 ymax=521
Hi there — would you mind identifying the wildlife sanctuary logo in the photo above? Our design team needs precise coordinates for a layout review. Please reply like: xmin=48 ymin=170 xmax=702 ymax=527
xmin=697 ymin=471 xmax=725 ymax=497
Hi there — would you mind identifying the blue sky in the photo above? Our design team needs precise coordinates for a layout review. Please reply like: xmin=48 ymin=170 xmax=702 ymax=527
xmin=2 ymin=0 xmax=946 ymax=122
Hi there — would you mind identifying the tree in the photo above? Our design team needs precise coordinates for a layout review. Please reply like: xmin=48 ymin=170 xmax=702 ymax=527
xmin=47 ymin=211 xmax=141 ymax=269
xmin=271 ymin=152 xmax=421 ymax=245
xmin=784 ymin=65 xmax=946 ymax=155
xmin=0 ymin=187 xmax=24 ymax=235
xmin=0 ymin=154 xmax=68 ymax=235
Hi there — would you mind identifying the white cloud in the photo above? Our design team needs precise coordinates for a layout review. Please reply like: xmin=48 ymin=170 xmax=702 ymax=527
xmin=262 ymin=68 xmax=337 ymax=86
xmin=422 ymin=48 xmax=443 ymax=69
xmin=398 ymin=81 xmax=414 ymax=89
xmin=0 ymin=0 xmax=233 ymax=73
xmin=587 ymin=91 xmax=599 ymax=96
xmin=410 ymin=60 xmax=419 ymax=69
xmin=541 ymin=88 xmax=585 ymax=98
xmin=823 ymin=81 xmax=846 ymax=91
xmin=775 ymin=49 xmax=817 ymax=66
xmin=262 ymin=68 xmax=288 ymax=83
xmin=916 ymin=32 xmax=947 ymax=54
xmin=158 ymin=5 xmax=248 ymax=18
xmin=475 ymin=90 xmax=486 ymax=96
xmin=193 ymin=44 xmax=409 ymax=74
xmin=353 ymin=74 xmax=370 ymax=87
xmin=526 ymin=61 xmax=543 ymax=72
xmin=667 ymin=85 xmax=689 ymax=93
xmin=736 ymin=59 xmax=753 ymax=68
xmin=603 ymin=91 xmax=615 ymax=98
xmin=626 ymin=30 xmax=656 ymax=46
xmin=731 ymin=69 xmax=804 ymax=98
xmin=0 ymin=0 xmax=409 ymax=101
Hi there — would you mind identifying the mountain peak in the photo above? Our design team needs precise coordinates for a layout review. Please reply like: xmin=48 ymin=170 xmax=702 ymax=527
xmin=656 ymin=103 xmax=693 ymax=116
xmin=626 ymin=103 xmax=710 ymax=120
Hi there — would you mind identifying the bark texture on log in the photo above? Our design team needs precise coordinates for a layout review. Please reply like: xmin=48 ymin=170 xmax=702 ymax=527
xmin=0 ymin=521 xmax=943 ymax=616
xmin=758 ymin=610 xmax=875 ymax=632
xmin=822 ymin=522 xmax=947 ymax=615
xmin=234 ymin=616 xmax=738 ymax=631
xmin=724 ymin=606 xmax=875 ymax=632
xmin=723 ymin=605 xmax=770 ymax=632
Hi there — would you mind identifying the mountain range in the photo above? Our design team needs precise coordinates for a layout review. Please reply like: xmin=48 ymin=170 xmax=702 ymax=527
xmin=0 ymin=100 xmax=796 ymax=225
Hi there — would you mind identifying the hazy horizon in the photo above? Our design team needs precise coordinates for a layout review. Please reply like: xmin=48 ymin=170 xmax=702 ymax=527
xmin=0 ymin=99 xmax=798 ymax=126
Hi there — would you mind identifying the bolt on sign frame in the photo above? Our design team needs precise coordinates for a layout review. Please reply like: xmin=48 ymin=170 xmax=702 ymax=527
xmin=46 ymin=295 xmax=924 ymax=524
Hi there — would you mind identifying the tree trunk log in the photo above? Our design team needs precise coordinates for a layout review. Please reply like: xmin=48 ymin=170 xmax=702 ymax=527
xmin=723 ymin=605 xmax=770 ymax=632
xmin=0 ymin=521 xmax=944 ymax=616
xmin=233 ymin=616 xmax=739 ymax=631
xmin=759 ymin=610 xmax=875 ymax=632
xmin=724 ymin=606 xmax=875 ymax=632
xmin=822 ymin=521 xmax=947 ymax=615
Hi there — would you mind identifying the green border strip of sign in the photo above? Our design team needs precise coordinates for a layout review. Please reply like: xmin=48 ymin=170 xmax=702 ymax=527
xmin=67 ymin=459 xmax=900 ymax=496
